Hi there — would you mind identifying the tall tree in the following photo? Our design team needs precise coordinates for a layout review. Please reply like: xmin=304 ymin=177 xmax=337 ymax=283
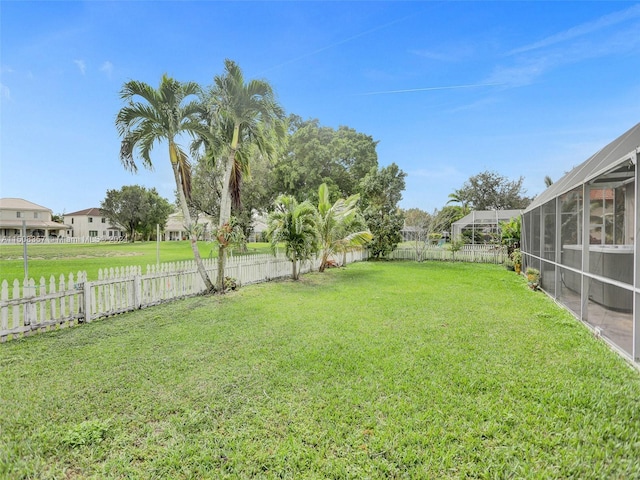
xmin=359 ymin=163 xmax=407 ymax=259
xmin=316 ymin=183 xmax=372 ymax=272
xmin=139 ymin=188 xmax=174 ymax=241
xmin=101 ymin=185 xmax=148 ymax=242
xmin=205 ymin=59 xmax=285 ymax=291
xmin=116 ymin=74 xmax=215 ymax=291
xmin=100 ymin=186 xmax=172 ymax=242
xmin=455 ymin=170 xmax=531 ymax=210
xmin=265 ymin=195 xmax=319 ymax=280
xmin=446 ymin=188 xmax=471 ymax=214
xmin=271 ymin=118 xmax=379 ymax=203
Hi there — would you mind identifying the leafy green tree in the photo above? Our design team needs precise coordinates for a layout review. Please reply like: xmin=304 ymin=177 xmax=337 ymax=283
xmin=500 ymin=215 xmax=521 ymax=254
xmin=446 ymin=189 xmax=471 ymax=214
xmin=116 ymin=75 xmax=215 ymax=291
xmin=101 ymin=186 xmax=172 ymax=242
xmin=316 ymin=183 xmax=372 ymax=272
xmin=139 ymin=188 xmax=174 ymax=241
xmin=455 ymin=170 xmax=532 ymax=210
xmin=272 ymin=117 xmax=379 ymax=203
xmin=183 ymin=154 xmax=222 ymax=220
xmin=359 ymin=163 xmax=407 ymax=258
xmin=266 ymin=195 xmax=319 ymax=280
xmin=205 ymin=59 xmax=286 ymax=291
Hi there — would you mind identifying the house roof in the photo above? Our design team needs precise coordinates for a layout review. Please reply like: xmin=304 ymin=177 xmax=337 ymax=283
xmin=0 ymin=198 xmax=51 ymax=211
xmin=65 ymin=207 xmax=103 ymax=216
xmin=165 ymin=212 xmax=215 ymax=230
xmin=0 ymin=219 xmax=67 ymax=229
xmin=526 ymin=122 xmax=640 ymax=212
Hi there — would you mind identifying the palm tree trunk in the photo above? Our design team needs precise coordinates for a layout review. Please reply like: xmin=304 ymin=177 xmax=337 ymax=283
xmin=216 ymin=127 xmax=239 ymax=292
xmin=292 ymin=257 xmax=298 ymax=280
xmin=171 ymin=161 xmax=214 ymax=293
xmin=319 ymin=251 xmax=329 ymax=272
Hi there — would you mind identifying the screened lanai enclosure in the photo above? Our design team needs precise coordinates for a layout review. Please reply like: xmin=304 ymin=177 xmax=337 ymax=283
xmin=451 ymin=209 xmax=522 ymax=244
xmin=522 ymin=122 xmax=640 ymax=365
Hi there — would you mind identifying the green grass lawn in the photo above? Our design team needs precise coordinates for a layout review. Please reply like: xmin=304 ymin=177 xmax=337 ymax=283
xmin=1 ymin=261 xmax=639 ymax=478
xmin=0 ymin=241 xmax=272 ymax=284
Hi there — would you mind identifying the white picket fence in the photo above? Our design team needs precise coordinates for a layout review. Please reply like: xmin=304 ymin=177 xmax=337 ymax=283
xmin=0 ymin=245 xmax=505 ymax=342
xmin=0 ymin=250 xmax=367 ymax=342
xmin=389 ymin=244 xmax=507 ymax=263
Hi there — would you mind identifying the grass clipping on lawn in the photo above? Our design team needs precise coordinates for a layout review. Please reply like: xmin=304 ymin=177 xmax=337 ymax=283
xmin=1 ymin=261 xmax=640 ymax=479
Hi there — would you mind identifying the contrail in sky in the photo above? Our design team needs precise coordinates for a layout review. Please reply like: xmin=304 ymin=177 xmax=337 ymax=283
xmin=260 ymin=7 xmax=432 ymax=74
xmin=357 ymin=83 xmax=504 ymax=96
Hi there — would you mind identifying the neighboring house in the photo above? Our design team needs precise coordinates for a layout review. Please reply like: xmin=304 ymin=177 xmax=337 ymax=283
xmin=165 ymin=210 xmax=267 ymax=242
xmin=63 ymin=208 xmax=125 ymax=240
xmin=451 ymin=209 xmax=522 ymax=244
xmin=0 ymin=198 xmax=67 ymax=239
xmin=249 ymin=210 xmax=268 ymax=242
xmin=164 ymin=212 xmax=214 ymax=241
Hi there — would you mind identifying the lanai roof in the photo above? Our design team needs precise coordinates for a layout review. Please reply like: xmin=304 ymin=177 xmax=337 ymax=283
xmin=526 ymin=122 xmax=640 ymax=212
xmin=452 ymin=209 xmax=523 ymax=228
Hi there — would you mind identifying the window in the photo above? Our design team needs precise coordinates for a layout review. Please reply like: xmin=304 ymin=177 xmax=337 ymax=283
xmin=16 ymin=212 xmax=21 ymax=218
xmin=101 ymin=218 xmax=106 ymax=223
xmin=34 ymin=212 xmax=39 ymax=219
xmin=89 ymin=230 xmax=98 ymax=237
xmin=71 ymin=218 xmax=74 ymax=224
xmin=89 ymin=217 xmax=93 ymax=223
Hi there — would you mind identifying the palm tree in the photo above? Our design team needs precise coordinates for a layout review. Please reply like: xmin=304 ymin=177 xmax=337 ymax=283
xmin=316 ymin=183 xmax=372 ymax=272
xmin=206 ymin=59 xmax=285 ymax=291
xmin=544 ymin=175 xmax=554 ymax=188
xmin=116 ymin=75 xmax=215 ymax=292
xmin=446 ymin=189 xmax=471 ymax=214
xmin=266 ymin=195 xmax=319 ymax=280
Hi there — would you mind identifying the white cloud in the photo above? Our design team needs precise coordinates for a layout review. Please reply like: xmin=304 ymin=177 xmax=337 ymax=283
xmin=100 ymin=61 xmax=113 ymax=77
xmin=485 ymin=57 xmax=552 ymax=87
xmin=410 ymin=44 xmax=475 ymax=62
xmin=485 ymin=6 xmax=640 ymax=88
xmin=357 ymin=83 xmax=503 ymax=96
xmin=507 ymin=4 xmax=640 ymax=56
xmin=0 ymin=83 xmax=11 ymax=100
xmin=411 ymin=165 xmax=460 ymax=180
xmin=74 ymin=59 xmax=86 ymax=75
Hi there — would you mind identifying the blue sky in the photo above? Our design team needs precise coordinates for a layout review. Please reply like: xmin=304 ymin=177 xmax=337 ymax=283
xmin=1 ymin=1 xmax=639 ymax=215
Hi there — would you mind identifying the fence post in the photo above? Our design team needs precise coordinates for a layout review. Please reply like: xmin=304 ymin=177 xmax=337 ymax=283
xmin=83 ymin=281 xmax=93 ymax=323
xmin=134 ymin=274 xmax=142 ymax=309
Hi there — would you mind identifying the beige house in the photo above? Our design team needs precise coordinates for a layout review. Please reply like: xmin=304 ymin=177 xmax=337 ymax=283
xmin=164 ymin=212 xmax=214 ymax=241
xmin=64 ymin=208 xmax=125 ymax=240
xmin=0 ymin=198 xmax=67 ymax=239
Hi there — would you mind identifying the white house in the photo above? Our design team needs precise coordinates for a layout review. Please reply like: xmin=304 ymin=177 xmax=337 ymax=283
xmin=164 ymin=212 xmax=215 ymax=241
xmin=0 ymin=198 xmax=67 ymax=239
xmin=63 ymin=208 xmax=125 ymax=240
